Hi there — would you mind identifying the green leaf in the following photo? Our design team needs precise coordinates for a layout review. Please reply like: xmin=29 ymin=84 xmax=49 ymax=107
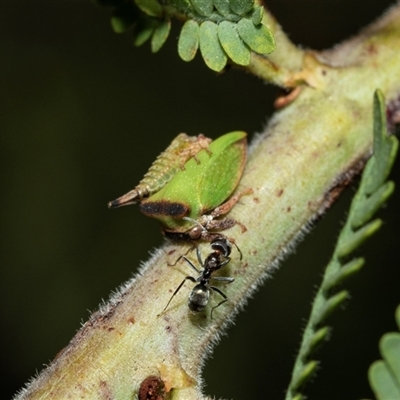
xmin=322 ymin=258 xmax=364 ymax=292
xmin=252 ymin=5 xmax=263 ymax=25
xmin=190 ymin=0 xmax=213 ymax=17
xmin=351 ymin=181 xmax=395 ymax=230
xmin=306 ymin=327 xmax=329 ymax=357
xmin=369 ymin=360 xmax=400 ymax=400
xmin=286 ymin=90 xmax=399 ymax=400
xmin=133 ymin=18 xmax=159 ymax=47
xmin=369 ymin=311 xmax=400 ymax=400
xmin=336 ymin=219 xmax=382 ymax=258
xmin=230 ymin=0 xmax=254 ymax=16
xmin=199 ymin=21 xmax=227 ymax=72
xmin=380 ymin=333 xmax=400 ymax=382
xmin=363 ymin=90 xmax=399 ymax=195
xmin=218 ymin=21 xmax=250 ymax=66
xmin=291 ymin=361 xmax=318 ymax=391
xmin=111 ymin=3 xmax=139 ymax=34
xmin=178 ymin=20 xmax=200 ymax=62
xmin=212 ymin=0 xmax=231 ymax=17
xmin=151 ymin=18 xmax=171 ymax=53
xmin=134 ymin=0 xmax=162 ymax=18
xmin=237 ymin=18 xmax=275 ymax=54
xmin=315 ymin=290 xmax=348 ymax=323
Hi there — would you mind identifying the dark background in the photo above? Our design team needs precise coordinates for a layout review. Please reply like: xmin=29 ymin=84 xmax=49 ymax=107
xmin=1 ymin=1 xmax=399 ymax=399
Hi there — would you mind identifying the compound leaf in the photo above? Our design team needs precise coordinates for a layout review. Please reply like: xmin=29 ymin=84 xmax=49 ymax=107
xmin=285 ymin=90 xmax=398 ymax=400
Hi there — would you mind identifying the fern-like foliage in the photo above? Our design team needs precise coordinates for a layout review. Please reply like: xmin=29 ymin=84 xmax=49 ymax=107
xmin=94 ymin=0 xmax=276 ymax=72
xmin=369 ymin=304 xmax=400 ymax=400
xmin=285 ymin=89 xmax=399 ymax=400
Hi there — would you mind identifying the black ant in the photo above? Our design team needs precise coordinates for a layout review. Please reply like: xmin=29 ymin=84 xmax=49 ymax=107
xmin=162 ymin=236 xmax=235 ymax=318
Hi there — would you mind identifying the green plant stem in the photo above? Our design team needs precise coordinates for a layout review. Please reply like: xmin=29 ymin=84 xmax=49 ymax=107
xmin=14 ymin=4 xmax=400 ymax=400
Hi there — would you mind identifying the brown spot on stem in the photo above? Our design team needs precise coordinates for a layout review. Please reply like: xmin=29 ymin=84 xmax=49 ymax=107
xmin=99 ymin=381 xmax=113 ymax=400
xmin=277 ymin=189 xmax=284 ymax=197
xmin=367 ymin=43 xmax=378 ymax=55
xmin=138 ymin=376 xmax=166 ymax=400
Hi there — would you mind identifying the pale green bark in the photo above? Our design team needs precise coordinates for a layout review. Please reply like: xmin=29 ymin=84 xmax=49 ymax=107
xmin=14 ymin=4 xmax=400 ymax=400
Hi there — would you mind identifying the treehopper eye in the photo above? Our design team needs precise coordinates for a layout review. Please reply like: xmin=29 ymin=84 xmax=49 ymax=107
xmin=138 ymin=131 xmax=249 ymax=241
xmin=108 ymin=133 xmax=212 ymax=208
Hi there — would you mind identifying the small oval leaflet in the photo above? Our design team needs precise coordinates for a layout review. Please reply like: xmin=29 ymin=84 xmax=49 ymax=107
xmin=199 ymin=21 xmax=227 ymax=72
xmin=133 ymin=17 xmax=159 ymax=47
xmin=218 ymin=21 xmax=250 ymax=66
xmin=212 ymin=0 xmax=231 ymax=17
xmin=111 ymin=3 xmax=139 ymax=34
xmin=178 ymin=20 xmax=200 ymax=62
xmin=230 ymin=0 xmax=254 ymax=16
xmin=134 ymin=0 xmax=162 ymax=18
xmin=190 ymin=0 xmax=213 ymax=17
xmin=151 ymin=18 xmax=171 ymax=53
xmin=251 ymin=5 xmax=263 ymax=25
xmin=237 ymin=18 xmax=276 ymax=54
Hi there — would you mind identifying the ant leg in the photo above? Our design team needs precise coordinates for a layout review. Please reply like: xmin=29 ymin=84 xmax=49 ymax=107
xmin=210 ymin=276 xmax=234 ymax=283
xmin=209 ymin=286 xmax=229 ymax=319
xmin=161 ymin=276 xmax=196 ymax=314
xmin=168 ymin=254 xmax=202 ymax=274
xmin=195 ymin=245 xmax=204 ymax=267
xmin=167 ymin=247 xmax=194 ymax=266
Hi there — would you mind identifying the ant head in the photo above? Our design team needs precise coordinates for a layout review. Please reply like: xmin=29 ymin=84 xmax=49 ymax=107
xmin=210 ymin=236 xmax=232 ymax=257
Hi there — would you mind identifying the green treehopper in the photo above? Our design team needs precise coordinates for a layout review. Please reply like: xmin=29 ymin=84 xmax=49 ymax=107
xmin=109 ymin=131 xmax=250 ymax=242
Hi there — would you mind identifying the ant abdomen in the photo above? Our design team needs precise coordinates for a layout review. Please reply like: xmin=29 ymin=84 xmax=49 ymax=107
xmin=188 ymin=285 xmax=210 ymax=312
